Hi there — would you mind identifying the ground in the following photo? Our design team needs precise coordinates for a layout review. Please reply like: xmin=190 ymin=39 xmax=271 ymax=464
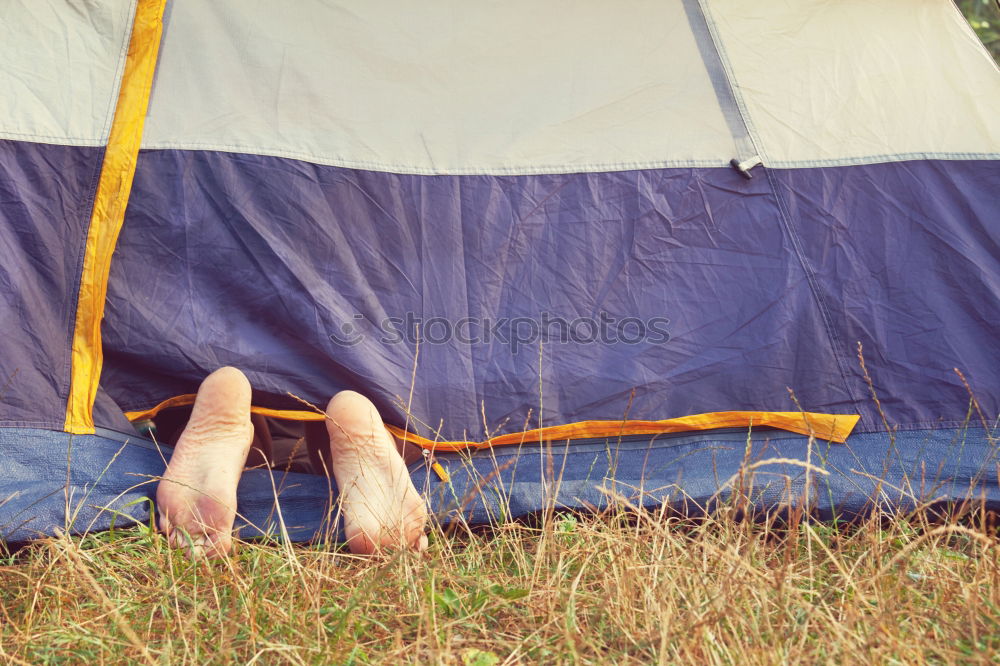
xmin=1 ymin=506 xmax=998 ymax=664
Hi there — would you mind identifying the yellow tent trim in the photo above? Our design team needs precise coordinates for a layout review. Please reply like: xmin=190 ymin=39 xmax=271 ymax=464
xmin=126 ymin=395 xmax=859 ymax=450
xmin=64 ymin=0 xmax=167 ymax=434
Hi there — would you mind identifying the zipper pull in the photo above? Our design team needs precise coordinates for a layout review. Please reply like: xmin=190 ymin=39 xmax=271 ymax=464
xmin=423 ymin=448 xmax=450 ymax=483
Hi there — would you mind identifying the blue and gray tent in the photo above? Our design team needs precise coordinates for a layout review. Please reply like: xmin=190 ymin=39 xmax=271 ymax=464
xmin=2 ymin=0 xmax=999 ymax=545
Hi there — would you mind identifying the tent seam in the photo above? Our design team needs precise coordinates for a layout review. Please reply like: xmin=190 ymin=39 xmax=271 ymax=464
xmin=96 ymin=1 xmax=140 ymax=146
xmin=765 ymin=168 xmax=868 ymax=421
xmin=695 ymin=0 xmax=866 ymax=421
xmin=127 ymin=145 xmax=1000 ymax=176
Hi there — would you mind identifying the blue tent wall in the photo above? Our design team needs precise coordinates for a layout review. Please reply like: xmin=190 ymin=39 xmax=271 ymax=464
xmin=101 ymin=156 xmax=999 ymax=440
xmin=0 ymin=140 xmax=104 ymax=429
xmin=103 ymin=156 xmax=858 ymax=438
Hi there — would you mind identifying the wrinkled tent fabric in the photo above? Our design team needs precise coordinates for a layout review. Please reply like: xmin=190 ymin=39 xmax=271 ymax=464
xmin=1 ymin=0 xmax=999 ymax=545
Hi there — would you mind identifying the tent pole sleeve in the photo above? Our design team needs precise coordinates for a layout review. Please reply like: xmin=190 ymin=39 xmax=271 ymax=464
xmin=685 ymin=0 xmax=765 ymax=165
xmin=64 ymin=0 xmax=168 ymax=435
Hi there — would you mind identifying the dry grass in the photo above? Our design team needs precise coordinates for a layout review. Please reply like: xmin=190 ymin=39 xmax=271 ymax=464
xmin=2 ymin=500 xmax=998 ymax=665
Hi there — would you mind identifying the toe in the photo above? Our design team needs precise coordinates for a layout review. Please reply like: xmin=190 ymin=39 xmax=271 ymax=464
xmin=190 ymin=534 xmax=210 ymax=558
xmin=156 ymin=509 xmax=171 ymax=536
xmin=168 ymin=528 xmax=186 ymax=550
xmin=205 ymin=531 xmax=232 ymax=558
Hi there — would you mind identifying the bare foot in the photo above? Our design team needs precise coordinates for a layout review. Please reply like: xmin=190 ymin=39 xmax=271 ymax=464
xmin=325 ymin=391 xmax=428 ymax=554
xmin=156 ymin=367 xmax=254 ymax=557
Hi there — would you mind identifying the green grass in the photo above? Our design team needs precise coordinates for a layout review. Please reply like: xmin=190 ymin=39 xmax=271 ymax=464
xmin=961 ymin=0 xmax=1000 ymax=62
xmin=2 ymin=502 xmax=998 ymax=664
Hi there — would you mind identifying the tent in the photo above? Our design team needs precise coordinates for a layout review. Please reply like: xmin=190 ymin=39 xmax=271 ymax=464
xmin=2 ymin=0 xmax=998 ymax=545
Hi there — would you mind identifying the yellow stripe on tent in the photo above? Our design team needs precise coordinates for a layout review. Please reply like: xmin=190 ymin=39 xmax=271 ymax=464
xmin=125 ymin=396 xmax=859 ymax=449
xmin=64 ymin=0 xmax=168 ymax=434
xmin=386 ymin=411 xmax=860 ymax=451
